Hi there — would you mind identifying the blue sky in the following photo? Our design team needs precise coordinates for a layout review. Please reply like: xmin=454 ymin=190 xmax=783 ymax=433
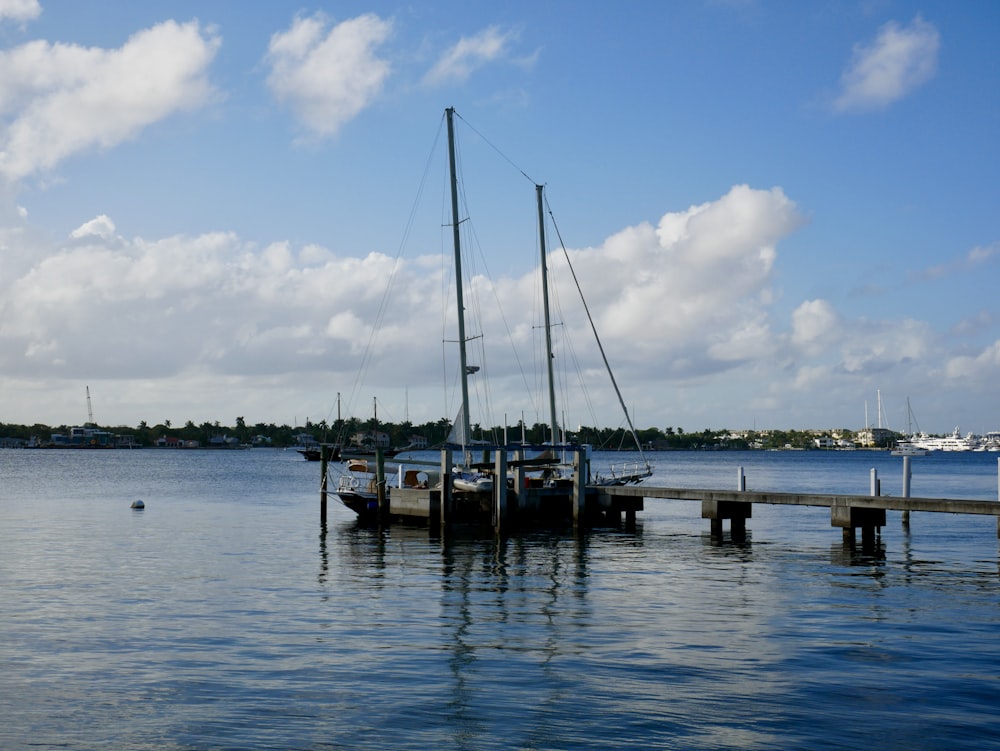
xmin=0 ymin=0 xmax=997 ymax=436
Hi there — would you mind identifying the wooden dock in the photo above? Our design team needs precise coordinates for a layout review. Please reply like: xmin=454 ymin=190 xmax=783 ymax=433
xmin=323 ymin=450 xmax=1000 ymax=551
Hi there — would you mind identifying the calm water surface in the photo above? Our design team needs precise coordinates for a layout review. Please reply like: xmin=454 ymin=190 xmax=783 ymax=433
xmin=1 ymin=448 xmax=999 ymax=750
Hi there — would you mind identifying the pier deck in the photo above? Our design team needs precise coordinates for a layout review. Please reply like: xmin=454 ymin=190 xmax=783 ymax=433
xmin=598 ymin=485 xmax=1000 ymax=517
xmin=322 ymin=448 xmax=1000 ymax=550
xmin=597 ymin=483 xmax=1000 ymax=547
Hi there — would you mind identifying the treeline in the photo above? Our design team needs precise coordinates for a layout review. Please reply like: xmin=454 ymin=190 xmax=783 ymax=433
xmin=1 ymin=418 xmax=874 ymax=451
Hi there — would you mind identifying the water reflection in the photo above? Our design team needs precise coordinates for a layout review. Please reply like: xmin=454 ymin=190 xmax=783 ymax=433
xmin=4 ymin=448 xmax=1000 ymax=750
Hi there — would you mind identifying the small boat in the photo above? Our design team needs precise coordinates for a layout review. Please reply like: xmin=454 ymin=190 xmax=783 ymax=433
xmin=297 ymin=445 xmax=341 ymax=461
xmin=452 ymin=469 xmax=494 ymax=493
xmin=890 ymin=443 xmax=928 ymax=457
xmin=334 ymin=459 xmax=382 ymax=517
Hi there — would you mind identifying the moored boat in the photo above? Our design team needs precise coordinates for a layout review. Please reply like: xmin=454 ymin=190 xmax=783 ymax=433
xmin=328 ymin=107 xmax=651 ymax=520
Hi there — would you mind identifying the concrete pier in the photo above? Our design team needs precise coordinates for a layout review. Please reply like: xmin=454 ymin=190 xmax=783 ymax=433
xmin=600 ymin=480 xmax=1000 ymax=547
xmin=324 ymin=454 xmax=1000 ymax=552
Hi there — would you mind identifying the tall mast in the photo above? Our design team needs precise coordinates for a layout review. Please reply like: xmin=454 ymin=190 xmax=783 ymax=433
xmin=536 ymin=184 xmax=558 ymax=445
xmin=446 ymin=107 xmax=472 ymax=451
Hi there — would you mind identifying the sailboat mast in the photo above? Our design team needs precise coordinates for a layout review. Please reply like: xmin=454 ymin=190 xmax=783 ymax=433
xmin=446 ymin=107 xmax=473 ymax=449
xmin=536 ymin=184 xmax=559 ymax=445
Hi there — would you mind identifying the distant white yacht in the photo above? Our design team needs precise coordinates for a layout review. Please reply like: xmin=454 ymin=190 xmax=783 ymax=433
xmin=909 ymin=427 xmax=981 ymax=452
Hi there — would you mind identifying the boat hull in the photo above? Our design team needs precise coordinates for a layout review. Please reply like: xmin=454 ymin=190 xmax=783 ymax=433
xmin=335 ymin=491 xmax=380 ymax=518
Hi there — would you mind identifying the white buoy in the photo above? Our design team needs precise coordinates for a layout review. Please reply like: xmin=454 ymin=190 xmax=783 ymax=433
xmin=131 ymin=499 xmax=145 ymax=509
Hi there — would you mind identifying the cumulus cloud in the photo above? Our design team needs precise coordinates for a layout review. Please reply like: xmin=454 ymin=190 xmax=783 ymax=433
xmin=0 ymin=20 xmax=220 ymax=181
xmin=0 ymin=184 xmax=810 ymax=423
xmin=834 ymin=15 xmax=939 ymax=113
xmin=265 ymin=12 xmax=392 ymax=138
xmin=423 ymin=26 xmax=519 ymax=86
xmin=945 ymin=340 xmax=1000 ymax=383
xmin=0 ymin=215 xmax=436 ymax=386
xmin=791 ymin=299 xmax=839 ymax=352
xmin=0 ymin=0 xmax=40 ymax=23
xmin=539 ymin=185 xmax=805 ymax=379
xmin=0 ymin=181 xmax=984 ymax=430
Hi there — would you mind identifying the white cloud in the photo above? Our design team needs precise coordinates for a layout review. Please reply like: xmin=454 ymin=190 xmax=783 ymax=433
xmin=0 ymin=0 xmax=40 ymax=23
xmin=791 ymin=299 xmax=839 ymax=352
xmin=945 ymin=339 xmax=1000 ymax=383
xmin=0 ymin=215 xmax=436 ymax=387
xmin=265 ymin=12 xmax=392 ymax=138
xmin=0 ymin=184 xmax=809 ymax=424
xmin=834 ymin=15 xmax=940 ymax=113
xmin=423 ymin=26 xmax=519 ymax=86
xmin=70 ymin=214 xmax=116 ymax=240
xmin=0 ymin=20 xmax=220 ymax=181
xmin=968 ymin=242 xmax=999 ymax=265
xmin=837 ymin=318 xmax=930 ymax=375
xmin=911 ymin=240 xmax=999 ymax=282
xmin=0 ymin=183 xmax=988 ymax=431
xmin=550 ymin=185 xmax=804 ymax=378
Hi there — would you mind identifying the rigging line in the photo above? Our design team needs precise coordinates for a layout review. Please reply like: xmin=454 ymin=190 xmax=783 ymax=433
xmin=337 ymin=113 xmax=449 ymax=440
xmin=449 ymin=110 xmax=548 ymax=423
xmin=534 ymin=202 xmax=604 ymax=434
xmin=536 ymin=221 xmax=602 ymax=432
xmin=452 ymin=109 xmax=538 ymax=186
xmin=446 ymin=122 xmax=537 ymax=433
xmin=544 ymin=193 xmax=651 ymax=467
xmin=462 ymin=191 xmax=539 ymax=426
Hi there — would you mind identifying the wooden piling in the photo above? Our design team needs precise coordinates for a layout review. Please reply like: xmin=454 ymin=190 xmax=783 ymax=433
xmin=512 ymin=448 xmax=526 ymax=515
xmin=902 ymin=455 xmax=911 ymax=527
xmin=572 ymin=448 xmax=586 ymax=530
xmin=319 ymin=444 xmax=329 ymax=525
xmin=494 ymin=449 xmax=508 ymax=531
xmin=376 ymin=448 xmax=387 ymax=520
xmin=440 ymin=449 xmax=453 ymax=528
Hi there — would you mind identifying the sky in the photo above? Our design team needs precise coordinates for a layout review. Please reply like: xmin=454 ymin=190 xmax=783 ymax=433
xmin=0 ymin=0 xmax=997 ymax=436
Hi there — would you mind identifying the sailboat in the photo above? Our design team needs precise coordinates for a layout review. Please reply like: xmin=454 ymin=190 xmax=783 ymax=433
xmin=530 ymin=181 xmax=652 ymax=487
xmin=891 ymin=397 xmax=929 ymax=456
xmin=330 ymin=106 xmax=651 ymax=518
xmin=440 ymin=107 xmax=650 ymax=494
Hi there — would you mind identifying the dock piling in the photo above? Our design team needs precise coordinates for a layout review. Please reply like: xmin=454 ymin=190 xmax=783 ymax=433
xmin=376 ymin=448 xmax=387 ymax=520
xmin=494 ymin=450 xmax=508 ymax=531
xmin=440 ymin=449 xmax=453 ymax=528
xmin=319 ymin=445 xmax=329 ymax=525
xmin=572 ymin=448 xmax=586 ymax=530
xmin=902 ymin=456 xmax=911 ymax=527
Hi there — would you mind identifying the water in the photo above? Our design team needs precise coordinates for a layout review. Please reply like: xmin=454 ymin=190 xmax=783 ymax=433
xmin=2 ymin=448 xmax=999 ymax=750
